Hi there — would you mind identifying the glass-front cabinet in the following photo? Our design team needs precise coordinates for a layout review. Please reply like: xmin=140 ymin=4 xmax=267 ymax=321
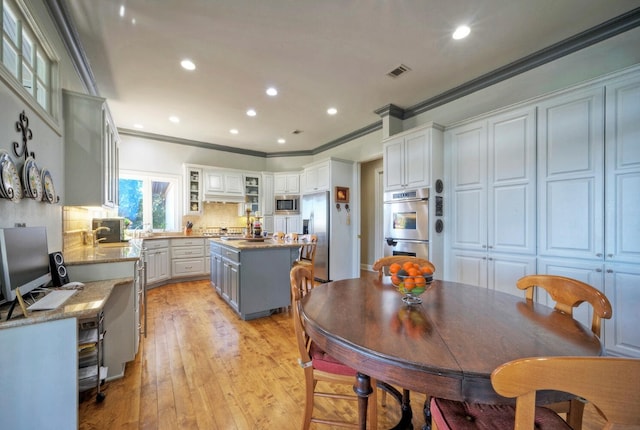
xmin=185 ymin=166 xmax=202 ymax=215
xmin=243 ymin=174 xmax=260 ymax=214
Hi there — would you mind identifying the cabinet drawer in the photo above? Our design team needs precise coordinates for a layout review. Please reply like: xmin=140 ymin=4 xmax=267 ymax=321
xmin=143 ymin=239 xmax=169 ymax=250
xmin=172 ymin=258 xmax=205 ymax=276
xmin=172 ymin=246 xmax=205 ymax=258
xmin=220 ymin=246 xmax=240 ymax=263
xmin=171 ymin=238 xmax=205 ymax=247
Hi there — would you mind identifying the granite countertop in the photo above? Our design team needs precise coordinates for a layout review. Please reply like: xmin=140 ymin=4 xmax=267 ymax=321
xmin=64 ymin=243 xmax=142 ymax=266
xmin=0 ymin=278 xmax=132 ymax=329
xmin=211 ymin=238 xmax=303 ymax=250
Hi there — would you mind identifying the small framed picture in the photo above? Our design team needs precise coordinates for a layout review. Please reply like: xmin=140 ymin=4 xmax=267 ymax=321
xmin=335 ymin=186 xmax=349 ymax=203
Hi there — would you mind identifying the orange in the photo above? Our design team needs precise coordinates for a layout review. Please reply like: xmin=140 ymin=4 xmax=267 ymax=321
xmin=403 ymin=277 xmax=415 ymax=290
xmin=421 ymin=265 xmax=434 ymax=275
xmin=414 ymin=276 xmax=426 ymax=287
xmin=391 ymin=275 xmax=400 ymax=285
xmin=389 ymin=263 xmax=401 ymax=274
xmin=402 ymin=261 xmax=414 ymax=272
xmin=413 ymin=263 xmax=420 ymax=270
xmin=407 ymin=267 xmax=420 ymax=277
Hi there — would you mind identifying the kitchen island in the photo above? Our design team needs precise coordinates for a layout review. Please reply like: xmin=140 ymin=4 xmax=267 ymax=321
xmin=210 ymin=238 xmax=302 ymax=320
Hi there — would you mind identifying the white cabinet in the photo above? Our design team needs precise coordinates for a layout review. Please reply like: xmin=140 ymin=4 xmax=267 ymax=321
xmin=184 ymin=166 xmax=202 ymax=214
xmin=537 ymin=87 xmax=605 ymax=259
xmin=239 ymin=174 xmax=260 ymax=214
xmin=204 ymin=170 xmax=244 ymax=196
xmin=62 ymin=89 xmax=119 ymax=208
xmin=302 ymin=161 xmax=330 ymax=193
xmin=603 ymin=263 xmax=640 ymax=357
xmin=448 ymin=107 xmax=537 ymax=288
xmin=604 ymin=76 xmax=640 ymax=264
xmin=274 ymin=215 xmax=301 ymax=234
xmin=383 ymin=125 xmax=442 ymax=191
xmin=262 ymin=173 xmax=274 ymax=215
xmin=170 ymin=238 xmax=206 ymax=277
xmin=274 ymin=172 xmax=300 ymax=194
xmin=450 ymin=250 xmax=535 ymax=294
xmin=144 ymin=239 xmax=170 ymax=285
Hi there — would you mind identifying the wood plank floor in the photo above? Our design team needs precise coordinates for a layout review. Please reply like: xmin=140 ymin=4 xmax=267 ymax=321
xmin=79 ymin=278 xmax=606 ymax=429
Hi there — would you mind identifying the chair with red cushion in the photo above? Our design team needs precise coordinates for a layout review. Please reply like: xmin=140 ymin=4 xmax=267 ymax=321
xmin=430 ymin=275 xmax=614 ymax=430
xmin=290 ymin=265 xmax=378 ymax=429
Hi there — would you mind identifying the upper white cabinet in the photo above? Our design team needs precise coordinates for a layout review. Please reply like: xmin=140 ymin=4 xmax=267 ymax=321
xmin=447 ymin=107 xmax=537 ymax=290
xmin=204 ymin=170 xmax=244 ymax=196
xmin=383 ymin=125 xmax=442 ymax=191
xmin=63 ymin=89 xmax=119 ymax=208
xmin=302 ymin=161 xmax=330 ymax=193
xmin=274 ymin=173 xmax=300 ymax=195
xmin=604 ymin=75 xmax=640 ymax=264
xmin=537 ymin=87 xmax=605 ymax=260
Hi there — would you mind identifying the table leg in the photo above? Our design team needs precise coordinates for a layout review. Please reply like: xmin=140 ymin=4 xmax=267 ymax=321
xmin=422 ymin=396 xmax=432 ymax=430
xmin=354 ymin=372 xmax=373 ymax=430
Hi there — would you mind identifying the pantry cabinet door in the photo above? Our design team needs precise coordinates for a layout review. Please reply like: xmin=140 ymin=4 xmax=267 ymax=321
xmin=487 ymin=107 xmax=536 ymax=255
xmin=604 ymin=263 xmax=640 ymax=357
xmin=449 ymin=121 xmax=487 ymax=251
xmin=605 ymin=76 xmax=640 ymax=264
xmin=537 ymin=87 xmax=605 ymax=259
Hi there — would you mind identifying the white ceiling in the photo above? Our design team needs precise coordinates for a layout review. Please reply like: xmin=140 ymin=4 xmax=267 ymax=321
xmin=61 ymin=0 xmax=640 ymax=155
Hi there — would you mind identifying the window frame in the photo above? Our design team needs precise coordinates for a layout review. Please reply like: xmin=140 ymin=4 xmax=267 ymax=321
xmin=0 ymin=0 xmax=59 ymax=130
xmin=119 ymin=170 xmax=183 ymax=233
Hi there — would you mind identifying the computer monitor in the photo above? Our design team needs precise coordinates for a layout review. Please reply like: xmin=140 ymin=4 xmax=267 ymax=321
xmin=0 ymin=226 xmax=52 ymax=303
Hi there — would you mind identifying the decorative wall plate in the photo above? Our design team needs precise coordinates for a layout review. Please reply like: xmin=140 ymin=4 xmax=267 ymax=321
xmin=41 ymin=168 xmax=57 ymax=203
xmin=0 ymin=150 xmax=22 ymax=202
xmin=22 ymin=156 xmax=43 ymax=201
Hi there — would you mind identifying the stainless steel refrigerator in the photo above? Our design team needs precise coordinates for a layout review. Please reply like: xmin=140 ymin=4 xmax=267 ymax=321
xmin=301 ymin=191 xmax=330 ymax=282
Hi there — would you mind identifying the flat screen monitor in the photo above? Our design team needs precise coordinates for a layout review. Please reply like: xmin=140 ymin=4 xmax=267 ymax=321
xmin=0 ymin=226 xmax=52 ymax=303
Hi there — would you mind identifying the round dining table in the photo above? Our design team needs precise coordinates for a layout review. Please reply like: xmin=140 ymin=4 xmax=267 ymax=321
xmin=300 ymin=277 xmax=603 ymax=430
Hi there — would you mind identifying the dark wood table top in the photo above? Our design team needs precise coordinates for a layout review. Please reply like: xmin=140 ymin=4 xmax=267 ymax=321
xmin=301 ymin=277 xmax=603 ymax=403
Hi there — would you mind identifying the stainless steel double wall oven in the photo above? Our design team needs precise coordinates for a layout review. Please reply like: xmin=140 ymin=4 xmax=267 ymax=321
xmin=383 ymin=188 xmax=429 ymax=260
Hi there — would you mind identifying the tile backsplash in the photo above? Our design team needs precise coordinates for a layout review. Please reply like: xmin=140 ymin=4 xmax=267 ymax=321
xmin=182 ymin=202 xmax=246 ymax=233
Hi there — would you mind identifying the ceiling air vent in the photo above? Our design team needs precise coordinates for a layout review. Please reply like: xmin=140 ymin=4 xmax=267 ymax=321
xmin=292 ymin=129 xmax=302 ymax=134
xmin=387 ymin=64 xmax=411 ymax=78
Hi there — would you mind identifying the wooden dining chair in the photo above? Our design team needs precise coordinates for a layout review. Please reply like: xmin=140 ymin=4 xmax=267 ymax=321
xmin=290 ymin=265 xmax=378 ymax=429
xmin=429 ymin=275 xmax=614 ymax=430
xmin=492 ymin=356 xmax=640 ymax=430
xmin=284 ymin=232 xmax=298 ymax=242
xmin=273 ymin=231 xmax=284 ymax=241
xmin=293 ymin=234 xmax=318 ymax=281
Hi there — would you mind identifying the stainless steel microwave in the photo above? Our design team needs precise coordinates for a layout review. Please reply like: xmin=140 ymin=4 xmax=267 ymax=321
xmin=274 ymin=195 xmax=300 ymax=215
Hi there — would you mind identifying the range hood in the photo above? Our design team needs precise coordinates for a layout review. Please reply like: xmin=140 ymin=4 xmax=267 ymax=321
xmin=202 ymin=193 xmax=246 ymax=203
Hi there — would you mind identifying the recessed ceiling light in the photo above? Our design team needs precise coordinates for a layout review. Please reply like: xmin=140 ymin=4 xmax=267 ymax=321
xmin=453 ymin=25 xmax=471 ymax=40
xmin=230 ymin=129 xmax=239 ymax=135
xmin=181 ymin=59 xmax=196 ymax=70
xmin=266 ymin=87 xmax=278 ymax=96
xmin=169 ymin=116 xmax=180 ymax=123
xmin=246 ymin=109 xmax=257 ymax=117
xmin=119 ymin=5 xmax=125 ymax=17
xmin=277 ymin=138 xmax=286 ymax=144
xmin=327 ymin=107 xmax=338 ymax=115
xmin=133 ymin=123 xmax=144 ymax=129
xmin=131 ymin=18 xmax=136 ymax=25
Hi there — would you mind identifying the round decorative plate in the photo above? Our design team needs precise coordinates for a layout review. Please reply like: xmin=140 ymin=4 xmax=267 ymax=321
xmin=0 ymin=150 xmax=22 ymax=202
xmin=22 ymin=157 xmax=43 ymax=201
xmin=41 ymin=168 xmax=57 ymax=203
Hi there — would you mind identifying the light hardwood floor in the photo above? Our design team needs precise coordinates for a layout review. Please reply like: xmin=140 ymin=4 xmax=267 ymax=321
xmin=79 ymin=279 xmax=605 ymax=429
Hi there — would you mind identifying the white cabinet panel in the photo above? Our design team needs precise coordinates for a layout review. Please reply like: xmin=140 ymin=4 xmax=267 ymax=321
xmin=262 ymin=173 xmax=274 ymax=215
xmin=604 ymin=263 xmax=640 ymax=357
xmin=274 ymin=173 xmax=300 ymax=194
xmin=605 ymin=76 xmax=640 ymax=264
xmin=537 ymin=87 xmax=604 ymax=259
xmin=303 ymin=162 xmax=330 ymax=192
xmin=451 ymin=250 xmax=535 ymax=294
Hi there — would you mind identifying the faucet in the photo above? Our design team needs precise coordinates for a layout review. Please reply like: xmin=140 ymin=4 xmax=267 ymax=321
xmin=93 ymin=226 xmax=110 ymax=247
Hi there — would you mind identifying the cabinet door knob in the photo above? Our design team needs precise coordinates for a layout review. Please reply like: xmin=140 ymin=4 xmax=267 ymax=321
xmin=607 ymin=254 xmax=614 ymax=258
xmin=596 ymin=253 xmax=603 ymax=257
xmin=595 ymin=268 xmax=602 ymax=272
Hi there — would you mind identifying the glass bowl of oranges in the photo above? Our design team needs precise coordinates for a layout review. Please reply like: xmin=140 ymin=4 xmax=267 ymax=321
xmin=389 ymin=261 xmax=434 ymax=305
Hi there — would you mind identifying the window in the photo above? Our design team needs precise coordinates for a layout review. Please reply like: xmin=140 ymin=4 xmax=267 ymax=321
xmin=1 ymin=0 xmax=53 ymax=112
xmin=118 ymin=171 xmax=181 ymax=232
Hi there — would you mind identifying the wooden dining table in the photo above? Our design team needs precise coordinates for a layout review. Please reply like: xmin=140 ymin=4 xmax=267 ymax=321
xmin=300 ymin=276 xmax=603 ymax=430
